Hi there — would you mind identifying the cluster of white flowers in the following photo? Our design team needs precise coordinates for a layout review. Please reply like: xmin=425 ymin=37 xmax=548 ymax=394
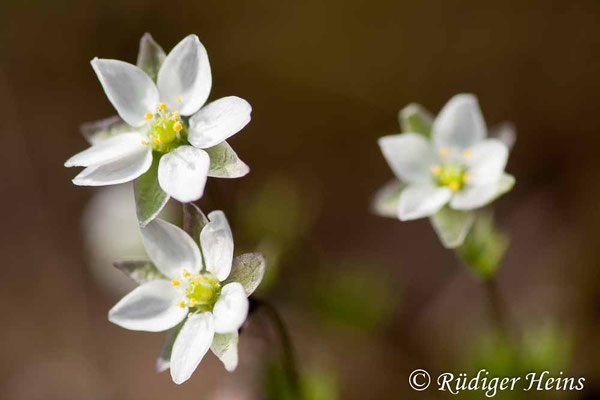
xmin=66 ymin=34 xmax=265 ymax=385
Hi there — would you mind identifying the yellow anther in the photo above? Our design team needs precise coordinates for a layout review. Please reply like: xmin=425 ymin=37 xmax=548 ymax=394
xmin=463 ymin=149 xmax=472 ymax=158
xmin=463 ymin=174 xmax=471 ymax=183
xmin=176 ymin=95 xmax=182 ymax=103
xmin=431 ymin=165 xmax=442 ymax=176
xmin=141 ymin=140 xmax=149 ymax=145
xmin=172 ymin=279 xmax=180 ymax=286
xmin=159 ymin=102 xmax=167 ymax=110
xmin=153 ymin=137 xmax=160 ymax=145
xmin=178 ymin=301 xmax=186 ymax=308
xmin=173 ymin=121 xmax=183 ymax=132
xmin=170 ymin=110 xmax=180 ymax=119
xmin=183 ymin=270 xmax=191 ymax=278
xmin=449 ymin=181 xmax=460 ymax=191
xmin=439 ymin=148 xmax=448 ymax=157
xmin=193 ymin=276 xmax=201 ymax=284
xmin=189 ymin=299 xmax=197 ymax=306
xmin=144 ymin=112 xmax=153 ymax=120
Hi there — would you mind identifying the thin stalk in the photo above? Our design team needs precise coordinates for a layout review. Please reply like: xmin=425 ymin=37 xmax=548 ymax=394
xmin=249 ymin=297 xmax=302 ymax=400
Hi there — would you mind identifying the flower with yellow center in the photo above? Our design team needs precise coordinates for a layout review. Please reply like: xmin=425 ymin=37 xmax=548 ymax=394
xmin=377 ymin=94 xmax=514 ymax=221
xmin=65 ymin=34 xmax=253 ymax=204
xmin=109 ymin=211 xmax=264 ymax=384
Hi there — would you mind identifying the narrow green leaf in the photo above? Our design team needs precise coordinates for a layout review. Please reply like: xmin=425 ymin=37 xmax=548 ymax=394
xmin=137 ymin=33 xmax=166 ymax=82
xmin=224 ymin=252 xmax=266 ymax=296
xmin=430 ymin=207 xmax=475 ymax=249
xmin=398 ymin=103 xmax=433 ymax=136
xmin=80 ymin=115 xmax=131 ymax=144
xmin=156 ymin=320 xmax=185 ymax=372
xmin=134 ymin=153 xmax=169 ymax=227
xmin=205 ymin=141 xmax=250 ymax=178
xmin=183 ymin=203 xmax=209 ymax=246
xmin=371 ymin=180 xmax=404 ymax=218
xmin=113 ymin=259 xmax=167 ymax=284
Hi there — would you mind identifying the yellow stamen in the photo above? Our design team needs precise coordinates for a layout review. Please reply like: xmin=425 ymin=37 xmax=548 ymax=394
xmin=193 ymin=276 xmax=201 ymax=284
xmin=449 ymin=181 xmax=460 ymax=191
xmin=189 ymin=299 xmax=197 ymax=306
xmin=463 ymin=149 xmax=472 ymax=158
xmin=173 ymin=121 xmax=183 ymax=132
xmin=141 ymin=140 xmax=149 ymax=145
xmin=171 ymin=110 xmax=179 ymax=119
xmin=430 ymin=165 xmax=442 ymax=176
xmin=178 ymin=301 xmax=186 ymax=308
xmin=159 ymin=102 xmax=167 ymax=110
xmin=183 ymin=270 xmax=191 ymax=278
xmin=176 ymin=95 xmax=182 ymax=103
xmin=153 ymin=137 xmax=160 ymax=145
xmin=463 ymin=174 xmax=471 ymax=183
xmin=144 ymin=112 xmax=153 ymax=120
xmin=172 ymin=279 xmax=180 ymax=286
xmin=439 ymin=148 xmax=448 ymax=157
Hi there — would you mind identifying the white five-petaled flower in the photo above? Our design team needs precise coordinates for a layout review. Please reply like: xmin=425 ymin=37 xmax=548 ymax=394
xmin=65 ymin=34 xmax=252 ymax=202
xmin=378 ymin=94 xmax=514 ymax=221
xmin=109 ymin=211 xmax=251 ymax=384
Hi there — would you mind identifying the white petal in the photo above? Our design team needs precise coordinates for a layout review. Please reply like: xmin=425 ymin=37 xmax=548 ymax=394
xmin=141 ymin=218 xmax=203 ymax=278
xmin=398 ymin=184 xmax=452 ymax=221
xmin=157 ymin=35 xmax=212 ymax=116
xmin=465 ymin=139 xmax=508 ymax=186
xmin=378 ymin=133 xmax=434 ymax=183
xmin=170 ymin=312 xmax=214 ymax=384
xmin=211 ymin=332 xmax=239 ymax=372
xmin=91 ymin=58 xmax=159 ymax=127
xmin=158 ymin=146 xmax=210 ymax=202
xmin=65 ymin=132 xmax=148 ymax=167
xmin=188 ymin=96 xmax=252 ymax=149
xmin=200 ymin=210 xmax=234 ymax=281
xmin=108 ymin=280 xmax=187 ymax=332
xmin=72 ymin=147 xmax=152 ymax=186
xmin=432 ymin=94 xmax=486 ymax=149
xmin=212 ymin=283 xmax=249 ymax=334
xmin=450 ymin=174 xmax=515 ymax=210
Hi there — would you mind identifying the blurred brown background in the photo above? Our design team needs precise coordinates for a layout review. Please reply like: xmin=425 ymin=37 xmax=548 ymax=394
xmin=2 ymin=0 xmax=600 ymax=399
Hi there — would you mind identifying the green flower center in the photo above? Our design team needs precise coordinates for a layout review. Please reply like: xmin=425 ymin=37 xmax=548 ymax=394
xmin=173 ymin=271 xmax=221 ymax=312
xmin=144 ymin=102 xmax=187 ymax=153
xmin=431 ymin=163 xmax=468 ymax=191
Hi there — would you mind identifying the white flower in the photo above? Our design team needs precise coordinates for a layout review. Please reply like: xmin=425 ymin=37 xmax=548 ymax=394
xmin=378 ymin=94 xmax=514 ymax=221
xmin=109 ymin=211 xmax=264 ymax=384
xmin=65 ymin=34 xmax=252 ymax=203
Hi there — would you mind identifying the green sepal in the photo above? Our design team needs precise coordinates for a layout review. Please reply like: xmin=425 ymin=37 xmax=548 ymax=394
xmin=457 ymin=214 xmax=510 ymax=279
xmin=113 ymin=259 xmax=168 ymax=284
xmin=430 ymin=206 xmax=475 ymax=249
xmin=398 ymin=103 xmax=434 ymax=137
xmin=134 ymin=153 xmax=169 ymax=227
xmin=224 ymin=252 xmax=266 ymax=296
xmin=156 ymin=319 xmax=185 ymax=372
xmin=137 ymin=33 xmax=166 ymax=82
xmin=205 ymin=141 xmax=250 ymax=178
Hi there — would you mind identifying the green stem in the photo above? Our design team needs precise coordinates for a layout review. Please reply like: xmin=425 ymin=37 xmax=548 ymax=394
xmin=249 ymin=297 xmax=302 ymax=400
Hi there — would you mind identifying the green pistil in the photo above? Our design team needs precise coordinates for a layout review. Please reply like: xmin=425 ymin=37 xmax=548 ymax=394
xmin=432 ymin=164 xmax=467 ymax=191
xmin=186 ymin=273 xmax=221 ymax=312
xmin=149 ymin=112 xmax=187 ymax=153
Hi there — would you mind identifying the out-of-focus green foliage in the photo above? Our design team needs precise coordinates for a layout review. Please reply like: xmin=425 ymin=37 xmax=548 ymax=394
xmin=458 ymin=213 xmax=510 ymax=279
xmin=311 ymin=263 xmax=395 ymax=333
xmin=264 ymin=363 xmax=339 ymax=400
xmin=463 ymin=323 xmax=573 ymax=399
xmin=236 ymin=175 xmax=320 ymax=292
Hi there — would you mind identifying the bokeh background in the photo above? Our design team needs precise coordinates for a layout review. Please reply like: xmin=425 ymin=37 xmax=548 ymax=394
xmin=2 ymin=1 xmax=600 ymax=399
